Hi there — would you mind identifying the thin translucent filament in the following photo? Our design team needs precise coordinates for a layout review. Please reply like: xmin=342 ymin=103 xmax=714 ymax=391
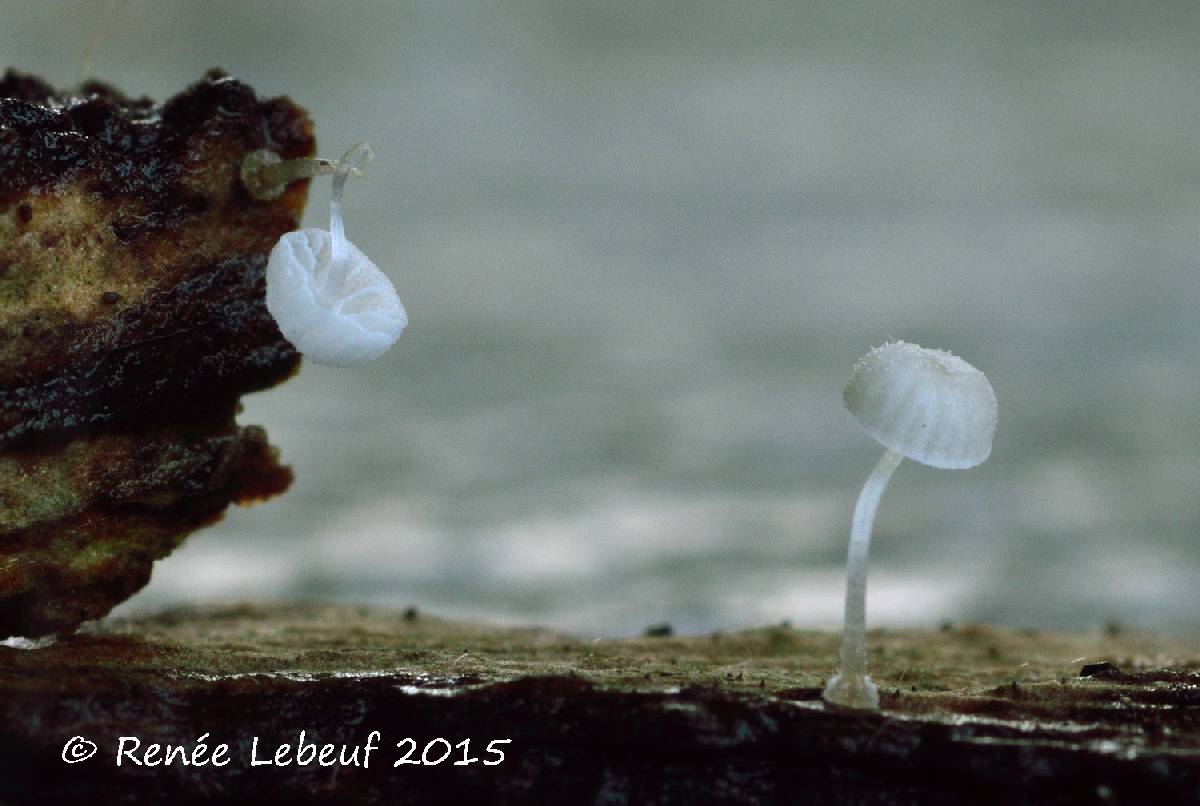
xmin=322 ymin=143 xmax=374 ymax=301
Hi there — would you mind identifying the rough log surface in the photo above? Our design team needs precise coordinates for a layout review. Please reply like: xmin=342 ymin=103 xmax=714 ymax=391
xmin=1 ymin=603 xmax=1198 ymax=804
xmin=0 ymin=69 xmax=309 ymax=635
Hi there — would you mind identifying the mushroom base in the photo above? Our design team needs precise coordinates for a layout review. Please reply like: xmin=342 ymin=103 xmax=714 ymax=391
xmin=822 ymin=672 xmax=880 ymax=710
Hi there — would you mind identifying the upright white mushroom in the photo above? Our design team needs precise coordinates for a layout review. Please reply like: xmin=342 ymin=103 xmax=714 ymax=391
xmin=261 ymin=143 xmax=407 ymax=367
xmin=824 ymin=341 xmax=997 ymax=710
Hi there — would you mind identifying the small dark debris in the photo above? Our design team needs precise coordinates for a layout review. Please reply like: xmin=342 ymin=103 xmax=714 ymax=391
xmin=940 ymin=621 xmax=954 ymax=632
xmin=644 ymin=623 xmax=673 ymax=638
xmin=16 ymin=203 xmax=32 ymax=223
xmin=101 ymin=291 xmax=121 ymax=304
xmin=402 ymin=606 xmax=419 ymax=622
xmin=1080 ymin=662 xmax=1121 ymax=679
xmin=989 ymin=681 xmax=1021 ymax=698
xmin=758 ymin=679 xmax=765 ymax=688
xmin=776 ymin=687 xmax=823 ymax=701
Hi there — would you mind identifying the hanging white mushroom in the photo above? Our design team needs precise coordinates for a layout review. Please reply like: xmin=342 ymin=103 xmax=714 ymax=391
xmin=262 ymin=143 xmax=407 ymax=367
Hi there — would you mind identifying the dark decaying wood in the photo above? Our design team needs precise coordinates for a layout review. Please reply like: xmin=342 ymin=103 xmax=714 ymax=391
xmin=1 ymin=603 xmax=1197 ymax=804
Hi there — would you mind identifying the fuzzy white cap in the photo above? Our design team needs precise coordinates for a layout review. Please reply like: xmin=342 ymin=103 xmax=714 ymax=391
xmin=266 ymin=228 xmax=407 ymax=367
xmin=843 ymin=341 xmax=997 ymax=469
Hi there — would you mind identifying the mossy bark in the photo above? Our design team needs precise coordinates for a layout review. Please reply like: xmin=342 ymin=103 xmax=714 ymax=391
xmin=1 ymin=603 xmax=1197 ymax=804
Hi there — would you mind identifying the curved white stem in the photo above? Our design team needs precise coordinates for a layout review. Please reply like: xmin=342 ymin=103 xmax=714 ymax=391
xmin=322 ymin=142 xmax=374 ymax=301
xmin=241 ymin=150 xmax=357 ymax=201
xmin=824 ymin=447 xmax=903 ymax=709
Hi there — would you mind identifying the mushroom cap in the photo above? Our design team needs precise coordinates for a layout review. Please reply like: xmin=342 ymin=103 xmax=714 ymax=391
xmin=266 ymin=228 xmax=407 ymax=367
xmin=843 ymin=341 xmax=997 ymax=469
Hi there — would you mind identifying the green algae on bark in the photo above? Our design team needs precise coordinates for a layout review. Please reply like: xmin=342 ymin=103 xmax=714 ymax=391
xmin=0 ymin=70 xmax=307 ymax=636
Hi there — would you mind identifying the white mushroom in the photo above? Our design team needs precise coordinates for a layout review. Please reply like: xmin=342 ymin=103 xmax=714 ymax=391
xmin=823 ymin=341 xmax=997 ymax=710
xmin=264 ymin=143 xmax=407 ymax=367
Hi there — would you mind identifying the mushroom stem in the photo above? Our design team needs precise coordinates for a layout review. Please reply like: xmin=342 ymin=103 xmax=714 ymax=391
xmin=322 ymin=143 xmax=374 ymax=301
xmin=824 ymin=447 xmax=903 ymax=709
xmin=240 ymin=150 xmax=363 ymax=201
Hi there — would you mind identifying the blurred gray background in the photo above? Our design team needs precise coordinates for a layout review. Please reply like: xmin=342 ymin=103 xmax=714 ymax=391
xmin=5 ymin=1 xmax=1199 ymax=637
